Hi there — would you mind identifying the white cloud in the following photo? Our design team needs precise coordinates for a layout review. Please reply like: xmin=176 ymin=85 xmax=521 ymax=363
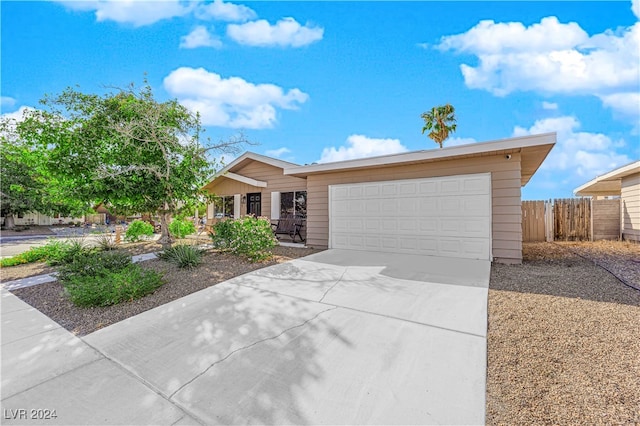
xmin=319 ymin=135 xmax=408 ymax=163
xmin=599 ymin=92 xmax=640 ymax=123
xmin=512 ymin=116 xmax=631 ymax=179
xmin=180 ymin=26 xmax=222 ymax=49
xmin=163 ymin=67 xmax=308 ymax=129
xmin=542 ymin=101 xmax=559 ymax=110
xmin=437 ymin=17 xmax=640 ymax=122
xmin=57 ymin=0 xmax=192 ymax=27
xmin=227 ymin=17 xmax=324 ymax=47
xmin=1 ymin=96 xmax=16 ymax=109
xmin=1 ymin=105 xmax=35 ymax=121
xmin=0 ymin=106 xmax=37 ymax=140
xmin=195 ymin=0 xmax=256 ymax=22
xmin=633 ymin=0 xmax=640 ymax=19
xmin=265 ymin=147 xmax=291 ymax=158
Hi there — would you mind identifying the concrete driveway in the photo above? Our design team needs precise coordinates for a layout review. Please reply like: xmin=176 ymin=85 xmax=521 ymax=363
xmin=83 ymin=249 xmax=490 ymax=425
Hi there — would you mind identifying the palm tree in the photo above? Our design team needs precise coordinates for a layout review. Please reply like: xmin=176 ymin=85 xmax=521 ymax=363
xmin=421 ymin=104 xmax=457 ymax=148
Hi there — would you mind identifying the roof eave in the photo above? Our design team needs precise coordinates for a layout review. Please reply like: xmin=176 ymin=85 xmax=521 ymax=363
xmin=284 ymin=133 xmax=556 ymax=183
xmin=573 ymin=160 xmax=640 ymax=196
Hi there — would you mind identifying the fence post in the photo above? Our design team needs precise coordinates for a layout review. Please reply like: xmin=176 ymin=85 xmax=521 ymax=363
xmin=545 ymin=200 xmax=553 ymax=242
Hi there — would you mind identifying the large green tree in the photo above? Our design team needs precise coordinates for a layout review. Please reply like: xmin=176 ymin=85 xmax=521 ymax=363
xmin=420 ymin=104 xmax=457 ymax=148
xmin=0 ymin=112 xmax=87 ymax=229
xmin=16 ymin=82 xmax=247 ymax=246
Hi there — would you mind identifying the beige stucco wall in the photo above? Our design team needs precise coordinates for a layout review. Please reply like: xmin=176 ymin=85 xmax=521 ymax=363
xmin=304 ymin=153 xmax=523 ymax=264
xmin=621 ymin=174 xmax=640 ymax=242
xmin=204 ymin=161 xmax=306 ymax=220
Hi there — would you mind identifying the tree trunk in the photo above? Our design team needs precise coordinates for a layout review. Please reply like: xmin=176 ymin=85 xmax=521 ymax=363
xmin=4 ymin=214 xmax=16 ymax=230
xmin=158 ymin=211 xmax=173 ymax=249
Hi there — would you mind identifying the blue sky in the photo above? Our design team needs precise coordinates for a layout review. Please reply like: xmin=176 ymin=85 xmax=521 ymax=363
xmin=2 ymin=0 xmax=639 ymax=200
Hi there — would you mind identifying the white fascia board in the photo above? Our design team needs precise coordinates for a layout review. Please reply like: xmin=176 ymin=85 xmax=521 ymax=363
xmin=223 ymin=172 xmax=267 ymax=188
xmin=284 ymin=132 xmax=556 ymax=176
xmin=574 ymin=160 xmax=640 ymax=196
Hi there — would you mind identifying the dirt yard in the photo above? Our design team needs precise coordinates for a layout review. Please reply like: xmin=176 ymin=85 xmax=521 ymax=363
xmin=487 ymin=241 xmax=640 ymax=425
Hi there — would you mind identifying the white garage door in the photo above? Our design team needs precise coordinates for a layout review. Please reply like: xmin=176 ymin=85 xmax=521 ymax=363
xmin=329 ymin=173 xmax=492 ymax=260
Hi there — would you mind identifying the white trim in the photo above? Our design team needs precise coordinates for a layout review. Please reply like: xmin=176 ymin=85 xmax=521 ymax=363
xmin=285 ymin=133 xmax=556 ymax=176
xmin=224 ymin=172 xmax=267 ymax=188
xmin=271 ymin=192 xmax=280 ymax=220
xmin=233 ymin=194 xmax=241 ymax=218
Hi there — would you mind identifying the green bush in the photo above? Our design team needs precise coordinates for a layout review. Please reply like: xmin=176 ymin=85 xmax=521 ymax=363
xmin=46 ymin=239 xmax=93 ymax=266
xmin=57 ymin=251 xmax=163 ymax=307
xmin=158 ymin=244 xmax=203 ymax=269
xmin=57 ymin=251 xmax=132 ymax=282
xmin=125 ymin=220 xmax=154 ymax=242
xmin=169 ymin=218 xmax=196 ymax=239
xmin=63 ymin=264 xmax=164 ymax=307
xmin=0 ymin=239 xmax=90 ymax=268
xmin=0 ymin=255 xmax=28 ymax=267
xmin=211 ymin=216 xmax=277 ymax=261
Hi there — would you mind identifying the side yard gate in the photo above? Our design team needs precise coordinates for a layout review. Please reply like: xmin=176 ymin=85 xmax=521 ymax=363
xmin=523 ymin=198 xmax=604 ymax=242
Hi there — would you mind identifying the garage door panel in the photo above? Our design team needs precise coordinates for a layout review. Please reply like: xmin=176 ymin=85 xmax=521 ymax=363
xmin=330 ymin=174 xmax=491 ymax=260
xmin=462 ymin=176 xmax=491 ymax=194
xmin=332 ymin=187 xmax=350 ymax=200
xmin=419 ymin=181 xmax=438 ymax=195
xmin=365 ymin=200 xmax=380 ymax=213
xmin=399 ymin=182 xmax=418 ymax=195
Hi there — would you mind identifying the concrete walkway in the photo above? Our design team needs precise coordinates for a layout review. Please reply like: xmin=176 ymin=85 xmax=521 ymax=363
xmin=1 ymin=249 xmax=490 ymax=425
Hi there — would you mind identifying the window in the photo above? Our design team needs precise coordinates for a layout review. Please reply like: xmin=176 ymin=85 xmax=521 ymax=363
xmin=280 ymin=191 xmax=307 ymax=218
xmin=213 ymin=196 xmax=235 ymax=218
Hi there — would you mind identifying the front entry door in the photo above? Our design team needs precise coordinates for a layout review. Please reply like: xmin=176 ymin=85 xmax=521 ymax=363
xmin=247 ymin=193 xmax=261 ymax=216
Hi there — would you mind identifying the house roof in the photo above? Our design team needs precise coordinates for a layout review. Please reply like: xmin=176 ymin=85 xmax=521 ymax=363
xmin=219 ymin=151 xmax=299 ymax=173
xmin=573 ymin=160 xmax=640 ymax=196
xmin=284 ymin=133 xmax=556 ymax=186
xmin=203 ymin=152 xmax=299 ymax=190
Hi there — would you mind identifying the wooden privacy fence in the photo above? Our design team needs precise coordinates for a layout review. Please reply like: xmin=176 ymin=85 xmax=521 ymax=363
xmin=522 ymin=198 xmax=592 ymax=242
xmin=554 ymin=198 xmax=591 ymax=241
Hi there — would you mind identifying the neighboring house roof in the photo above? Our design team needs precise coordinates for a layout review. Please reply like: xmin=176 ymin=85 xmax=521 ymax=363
xmin=574 ymin=160 xmax=640 ymax=196
xmin=284 ymin=133 xmax=556 ymax=186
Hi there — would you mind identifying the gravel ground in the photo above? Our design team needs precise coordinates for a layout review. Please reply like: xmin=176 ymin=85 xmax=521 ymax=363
xmin=10 ymin=245 xmax=321 ymax=336
xmin=488 ymin=241 xmax=640 ymax=425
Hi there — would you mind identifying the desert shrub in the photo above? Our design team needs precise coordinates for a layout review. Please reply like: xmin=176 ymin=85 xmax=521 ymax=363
xmin=211 ymin=216 xmax=276 ymax=261
xmin=57 ymin=250 xmax=132 ymax=282
xmin=158 ymin=244 xmax=203 ymax=269
xmin=62 ymin=265 xmax=163 ymax=307
xmin=57 ymin=251 xmax=163 ymax=307
xmin=95 ymin=233 xmax=118 ymax=251
xmin=210 ymin=219 xmax=234 ymax=249
xmin=169 ymin=218 xmax=196 ymax=239
xmin=125 ymin=220 xmax=154 ymax=242
xmin=46 ymin=238 xmax=93 ymax=265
